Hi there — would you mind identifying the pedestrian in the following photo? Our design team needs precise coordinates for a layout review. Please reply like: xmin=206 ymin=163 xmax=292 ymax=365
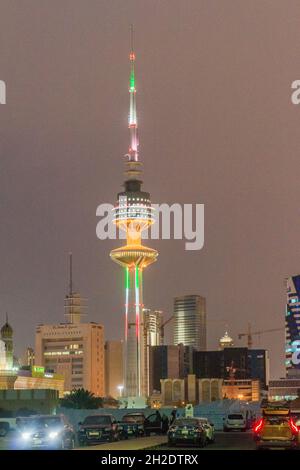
xmin=161 ymin=414 xmax=169 ymax=434
xmin=170 ymin=408 xmax=177 ymax=425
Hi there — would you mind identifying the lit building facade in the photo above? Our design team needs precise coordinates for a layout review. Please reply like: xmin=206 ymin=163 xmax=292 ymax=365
xmin=173 ymin=295 xmax=206 ymax=351
xmin=268 ymin=378 xmax=300 ymax=401
xmin=110 ymin=37 xmax=158 ymax=399
xmin=285 ymin=275 xmax=300 ymax=377
xmin=105 ymin=340 xmax=123 ymax=398
xmin=35 ymin=322 xmax=105 ymax=396
xmin=193 ymin=347 xmax=269 ymax=389
xmin=15 ymin=366 xmax=65 ymax=398
xmin=160 ymin=375 xmax=223 ymax=406
xmin=143 ymin=309 xmax=163 ymax=396
xmin=219 ymin=331 xmax=234 ymax=349
xmin=222 ymin=379 xmax=260 ymax=402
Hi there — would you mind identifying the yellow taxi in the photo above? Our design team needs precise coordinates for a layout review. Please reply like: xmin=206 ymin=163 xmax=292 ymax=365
xmin=253 ymin=401 xmax=299 ymax=450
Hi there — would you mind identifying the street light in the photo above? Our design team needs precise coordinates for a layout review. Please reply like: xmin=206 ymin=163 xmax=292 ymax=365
xmin=117 ymin=385 xmax=124 ymax=397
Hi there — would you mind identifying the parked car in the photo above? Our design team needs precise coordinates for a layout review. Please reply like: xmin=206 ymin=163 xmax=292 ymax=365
xmin=197 ymin=417 xmax=215 ymax=443
xmin=16 ymin=414 xmax=75 ymax=449
xmin=167 ymin=417 xmax=207 ymax=447
xmin=118 ymin=413 xmax=145 ymax=439
xmin=223 ymin=413 xmax=247 ymax=432
xmin=78 ymin=414 xmax=119 ymax=445
xmin=0 ymin=421 xmax=10 ymax=437
xmin=144 ymin=412 xmax=163 ymax=436
xmin=254 ymin=402 xmax=299 ymax=450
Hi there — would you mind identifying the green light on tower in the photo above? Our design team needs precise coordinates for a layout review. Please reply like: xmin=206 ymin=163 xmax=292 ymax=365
xmin=125 ymin=267 xmax=130 ymax=289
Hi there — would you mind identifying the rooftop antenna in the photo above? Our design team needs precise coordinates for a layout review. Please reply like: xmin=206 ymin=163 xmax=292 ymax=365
xmin=69 ymin=252 xmax=73 ymax=295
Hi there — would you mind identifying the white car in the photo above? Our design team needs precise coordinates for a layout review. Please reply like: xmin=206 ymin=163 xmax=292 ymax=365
xmin=223 ymin=413 xmax=246 ymax=432
xmin=197 ymin=417 xmax=215 ymax=443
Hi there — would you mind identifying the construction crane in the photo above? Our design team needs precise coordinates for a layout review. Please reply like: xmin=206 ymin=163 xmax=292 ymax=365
xmin=238 ymin=323 xmax=284 ymax=349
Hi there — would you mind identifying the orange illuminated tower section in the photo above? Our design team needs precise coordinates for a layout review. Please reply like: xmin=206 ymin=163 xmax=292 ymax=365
xmin=110 ymin=29 xmax=158 ymax=398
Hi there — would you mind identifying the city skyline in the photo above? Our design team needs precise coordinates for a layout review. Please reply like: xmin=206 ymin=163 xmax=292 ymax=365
xmin=0 ymin=1 xmax=299 ymax=380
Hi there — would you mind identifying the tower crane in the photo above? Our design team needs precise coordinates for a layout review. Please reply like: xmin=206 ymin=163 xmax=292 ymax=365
xmin=238 ymin=323 xmax=284 ymax=349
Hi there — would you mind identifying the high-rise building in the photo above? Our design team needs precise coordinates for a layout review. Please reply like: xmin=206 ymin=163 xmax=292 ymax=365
xmin=149 ymin=345 xmax=182 ymax=393
xmin=173 ymin=295 xmax=206 ymax=351
xmin=105 ymin=340 xmax=123 ymax=398
xmin=143 ymin=309 xmax=163 ymax=348
xmin=35 ymin=254 xmax=105 ymax=396
xmin=143 ymin=309 xmax=163 ymax=396
xmin=149 ymin=344 xmax=192 ymax=394
xmin=286 ymin=275 xmax=300 ymax=377
xmin=110 ymin=32 xmax=158 ymax=399
xmin=193 ymin=347 xmax=269 ymax=389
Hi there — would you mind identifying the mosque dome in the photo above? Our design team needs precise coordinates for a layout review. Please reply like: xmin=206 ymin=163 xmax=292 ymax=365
xmin=1 ymin=319 xmax=13 ymax=338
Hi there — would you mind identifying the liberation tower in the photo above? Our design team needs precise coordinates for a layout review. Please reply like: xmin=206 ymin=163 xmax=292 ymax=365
xmin=110 ymin=29 xmax=158 ymax=398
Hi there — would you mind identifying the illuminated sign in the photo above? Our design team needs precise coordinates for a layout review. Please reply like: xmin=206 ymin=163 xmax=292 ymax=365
xmin=32 ymin=366 xmax=45 ymax=376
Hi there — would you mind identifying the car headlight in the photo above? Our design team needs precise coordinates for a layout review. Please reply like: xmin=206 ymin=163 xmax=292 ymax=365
xmin=21 ymin=432 xmax=31 ymax=440
xmin=49 ymin=431 xmax=59 ymax=439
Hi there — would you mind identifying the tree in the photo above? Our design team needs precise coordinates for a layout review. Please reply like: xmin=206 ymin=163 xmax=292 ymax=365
xmin=60 ymin=388 xmax=103 ymax=409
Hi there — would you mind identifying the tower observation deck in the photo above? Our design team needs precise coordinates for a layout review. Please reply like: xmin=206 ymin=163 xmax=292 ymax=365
xmin=110 ymin=30 xmax=158 ymax=398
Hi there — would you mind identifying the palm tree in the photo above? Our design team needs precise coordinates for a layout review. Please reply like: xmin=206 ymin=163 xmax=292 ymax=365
xmin=60 ymin=388 xmax=103 ymax=409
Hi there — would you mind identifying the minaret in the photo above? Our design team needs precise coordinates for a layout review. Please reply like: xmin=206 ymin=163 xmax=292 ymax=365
xmin=1 ymin=314 xmax=14 ymax=370
xmin=110 ymin=28 xmax=158 ymax=399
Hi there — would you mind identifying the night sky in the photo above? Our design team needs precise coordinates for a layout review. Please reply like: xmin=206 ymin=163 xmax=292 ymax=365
xmin=0 ymin=0 xmax=299 ymax=378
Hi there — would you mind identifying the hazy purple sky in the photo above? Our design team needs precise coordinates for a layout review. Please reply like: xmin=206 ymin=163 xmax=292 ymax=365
xmin=0 ymin=0 xmax=299 ymax=378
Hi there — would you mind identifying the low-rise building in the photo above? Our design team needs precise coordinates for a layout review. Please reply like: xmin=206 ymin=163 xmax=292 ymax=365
xmin=160 ymin=375 xmax=223 ymax=406
xmin=268 ymin=378 xmax=300 ymax=401
xmin=222 ymin=379 xmax=260 ymax=401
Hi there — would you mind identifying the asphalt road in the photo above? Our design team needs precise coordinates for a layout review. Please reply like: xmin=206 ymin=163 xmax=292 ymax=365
xmin=0 ymin=431 xmax=256 ymax=451
xmin=159 ymin=431 xmax=256 ymax=450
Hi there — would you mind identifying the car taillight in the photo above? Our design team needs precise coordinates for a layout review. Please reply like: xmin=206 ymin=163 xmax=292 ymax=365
xmin=253 ymin=418 xmax=264 ymax=433
xmin=289 ymin=419 xmax=299 ymax=435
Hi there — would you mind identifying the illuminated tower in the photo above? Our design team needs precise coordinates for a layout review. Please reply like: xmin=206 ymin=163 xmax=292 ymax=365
xmin=110 ymin=30 xmax=158 ymax=398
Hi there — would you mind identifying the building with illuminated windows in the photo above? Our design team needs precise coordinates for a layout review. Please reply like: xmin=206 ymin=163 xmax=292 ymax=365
xmin=143 ymin=309 xmax=163 ymax=395
xmin=35 ymin=254 xmax=105 ymax=396
xmin=173 ymin=295 xmax=206 ymax=351
xmin=35 ymin=322 xmax=104 ymax=396
xmin=285 ymin=275 xmax=300 ymax=377
xmin=109 ymin=31 xmax=158 ymax=401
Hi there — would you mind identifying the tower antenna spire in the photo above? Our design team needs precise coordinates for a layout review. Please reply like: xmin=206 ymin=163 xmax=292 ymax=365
xmin=130 ymin=23 xmax=134 ymax=54
xmin=128 ymin=24 xmax=139 ymax=162
xmin=69 ymin=252 xmax=73 ymax=295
